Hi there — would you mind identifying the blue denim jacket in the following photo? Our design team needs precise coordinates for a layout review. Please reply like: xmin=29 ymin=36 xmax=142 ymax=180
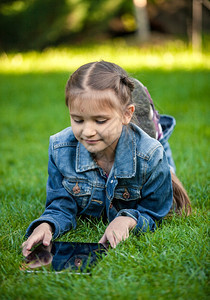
xmin=159 ymin=115 xmax=176 ymax=173
xmin=26 ymin=118 xmax=174 ymax=239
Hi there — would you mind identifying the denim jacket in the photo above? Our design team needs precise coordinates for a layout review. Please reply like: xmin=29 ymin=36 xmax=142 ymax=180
xmin=159 ymin=115 xmax=176 ymax=173
xmin=26 ymin=118 xmax=174 ymax=239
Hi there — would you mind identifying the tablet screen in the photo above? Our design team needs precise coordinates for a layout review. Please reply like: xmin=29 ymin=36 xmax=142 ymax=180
xmin=21 ymin=242 xmax=108 ymax=274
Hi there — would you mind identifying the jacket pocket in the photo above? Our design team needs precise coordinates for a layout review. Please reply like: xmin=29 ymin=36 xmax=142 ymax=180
xmin=113 ymin=186 xmax=141 ymax=211
xmin=114 ymin=186 xmax=140 ymax=201
xmin=62 ymin=179 xmax=92 ymax=209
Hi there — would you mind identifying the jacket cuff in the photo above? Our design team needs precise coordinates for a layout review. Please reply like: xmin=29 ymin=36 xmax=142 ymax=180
xmin=116 ymin=209 xmax=156 ymax=234
xmin=116 ymin=209 xmax=138 ymax=222
xmin=25 ymin=216 xmax=61 ymax=240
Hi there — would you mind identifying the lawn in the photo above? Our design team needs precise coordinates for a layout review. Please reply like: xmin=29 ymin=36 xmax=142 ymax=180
xmin=0 ymin=43 xmax=209 ymax=300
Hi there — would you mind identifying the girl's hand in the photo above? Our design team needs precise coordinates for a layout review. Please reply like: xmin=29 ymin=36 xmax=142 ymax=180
xmin=99 ymin=216 xmax=137 ymax=248
xmin=22 ymin=222 xmax=53 ymax=257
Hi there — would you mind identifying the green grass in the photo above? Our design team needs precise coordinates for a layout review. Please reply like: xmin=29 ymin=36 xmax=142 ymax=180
xmin=0 ymin=43 xmax=209 ymax=300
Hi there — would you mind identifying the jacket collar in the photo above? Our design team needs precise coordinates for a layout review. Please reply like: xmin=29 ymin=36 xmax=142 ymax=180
xmin=159 ymin=115 xmax=176 ymax=143
xmin=76 ymin=125 xmax=136 ymax=178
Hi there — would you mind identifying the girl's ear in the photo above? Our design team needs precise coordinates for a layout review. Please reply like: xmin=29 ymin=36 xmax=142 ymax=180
xmin=122 ymin=105 xmax=135 ymax=125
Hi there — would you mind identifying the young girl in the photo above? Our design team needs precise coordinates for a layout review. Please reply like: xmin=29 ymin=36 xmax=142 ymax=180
xmin=22 ymin=61 xmax=191 ymax=255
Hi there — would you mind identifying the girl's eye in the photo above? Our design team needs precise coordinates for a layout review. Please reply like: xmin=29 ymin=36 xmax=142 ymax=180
xmin=73 ymin=119 xmax=83 ymax=123
xmin=96 ymin=120 xmax=107 ymax=124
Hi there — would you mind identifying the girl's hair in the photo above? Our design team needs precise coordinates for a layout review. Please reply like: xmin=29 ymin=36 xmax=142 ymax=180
xmin=170 ymin=171 xmax=191 ymax=216
xmin=66 ymin=60 xmax=191 ymax=216
xmin=65 ymin=60 xmax=135 ymax=112
xmin=131 ymin=78 xmax=191 ymax=216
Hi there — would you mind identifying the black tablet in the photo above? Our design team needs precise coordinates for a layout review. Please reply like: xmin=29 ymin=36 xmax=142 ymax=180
xmin=21 ymin=242 xmax=108 ymax=274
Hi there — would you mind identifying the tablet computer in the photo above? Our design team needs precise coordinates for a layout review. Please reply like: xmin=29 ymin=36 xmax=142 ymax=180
xmin=21 ymin=242 xmax=108 ymax=274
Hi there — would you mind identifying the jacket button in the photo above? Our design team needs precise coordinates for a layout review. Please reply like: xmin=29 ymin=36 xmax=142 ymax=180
xmin=123 ymin=188 xmax=130 ymax=199
xmin=73 ymin=182 xmax=80 ymax=194
xmin=74 ymin=258 xmax=82 ymax=267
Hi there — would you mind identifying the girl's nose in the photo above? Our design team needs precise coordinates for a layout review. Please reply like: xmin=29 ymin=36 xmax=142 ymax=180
xmin=82 ymin=122 xmax=96 ymax=137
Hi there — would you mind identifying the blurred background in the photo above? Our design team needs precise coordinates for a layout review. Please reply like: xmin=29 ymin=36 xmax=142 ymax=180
xmin=0 ymin=0 xmax=209 ymax=52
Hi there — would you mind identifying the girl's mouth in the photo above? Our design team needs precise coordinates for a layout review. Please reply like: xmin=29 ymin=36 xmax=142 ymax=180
xmin=84 ymin=139 xmax=101 ymax=144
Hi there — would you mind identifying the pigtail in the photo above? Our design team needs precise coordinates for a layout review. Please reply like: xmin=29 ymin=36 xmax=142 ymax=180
xmin=170 ymin=171 xmax=191 ymax=216
xmin=120 ymin=76 xmax=135 ymax=92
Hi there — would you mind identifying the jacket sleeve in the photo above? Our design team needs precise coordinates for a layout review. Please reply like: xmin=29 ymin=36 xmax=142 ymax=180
xmin=25 ymin=137 xmax=78 ymax=239
xmin=116 ymin=145 xmax=173 ymax=233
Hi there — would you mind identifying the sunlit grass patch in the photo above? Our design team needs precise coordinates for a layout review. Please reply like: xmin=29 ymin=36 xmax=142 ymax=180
xmin=0 ymin=42 xmax=210 ymax=74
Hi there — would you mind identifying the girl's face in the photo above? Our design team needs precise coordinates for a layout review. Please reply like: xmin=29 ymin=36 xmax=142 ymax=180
xmin=69 ymin=93 xmax=134 ymax=159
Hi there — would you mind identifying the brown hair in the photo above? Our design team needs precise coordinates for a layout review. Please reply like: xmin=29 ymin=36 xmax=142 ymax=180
xmin=170 ymin=171 xmax=191 ymax=216
xmin=65 ymin=60 xmax=134 ymax=112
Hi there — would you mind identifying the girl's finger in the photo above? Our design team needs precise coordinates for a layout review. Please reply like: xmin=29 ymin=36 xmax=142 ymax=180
xmin=25 ymin=233 xmax=43 ymax=251
xmin=98 ymin=233 xmax=107 ymax=244
xmin=22 ymin=242 xmax=33 ymax=257
xmin=21 ymin=241 xmax=26 ymax=247
xmin=25 ymin=238 xmax=36 ymax=251
xmin=42 ymin=232 xmax=52 ymax=246
xmin=108 ymin=232 xmax=117 ymax=248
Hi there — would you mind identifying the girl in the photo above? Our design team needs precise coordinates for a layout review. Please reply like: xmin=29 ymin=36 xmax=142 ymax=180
xmin=22 ymin=61 xmax=191 ymax=255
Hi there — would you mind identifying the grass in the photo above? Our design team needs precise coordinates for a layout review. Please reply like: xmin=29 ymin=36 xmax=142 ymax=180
xmin=0 ymin=43 xmax=209 ymax=299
